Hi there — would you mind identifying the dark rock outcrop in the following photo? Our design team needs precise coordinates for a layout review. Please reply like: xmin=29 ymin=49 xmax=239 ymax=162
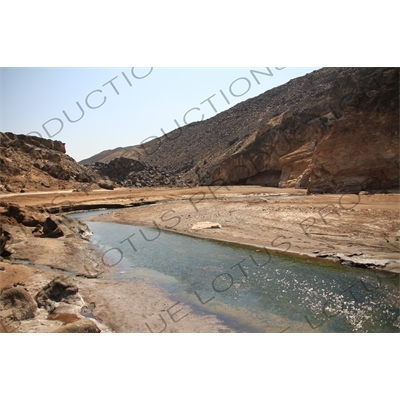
xmin=1 ymin=204 xmax=47 ymax=227
xmin=35 ymin=276 xmax=80 ymax=309
xmin=42 ymin=217 xmax=64 ymax=238
xmin=0 ymin=225 xmax=12 ymax=257
xmin=89 ymin=157 xmax=182 ymax=187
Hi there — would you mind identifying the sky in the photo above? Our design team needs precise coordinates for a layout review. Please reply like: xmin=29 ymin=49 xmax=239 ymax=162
xmin=1 ymin=67 xmax=320 ymax=162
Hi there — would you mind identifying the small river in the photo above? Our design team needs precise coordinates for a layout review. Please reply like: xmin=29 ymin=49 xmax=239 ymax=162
xmin=71 ymin=209 xmax=399 ymax=333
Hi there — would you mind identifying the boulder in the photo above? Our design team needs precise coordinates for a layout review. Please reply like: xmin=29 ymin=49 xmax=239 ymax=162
xmin=35 ymin=276 xmax=79 ymax=309
xmin=0 ymin=287 xmax=38 ymax=320
xmin=53 ymin=318 xmax=100 ymax=333
xmin=42 ymin=217 xmax=64 ymax=238
xmin=191 ymin=221 xmax=222 ymax=230
xmin=98 ymin=180 xmax=115 ymax=190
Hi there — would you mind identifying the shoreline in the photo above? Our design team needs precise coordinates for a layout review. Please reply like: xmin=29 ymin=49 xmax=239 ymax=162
xmin=85 ymin=191 xmax=400 ymax=274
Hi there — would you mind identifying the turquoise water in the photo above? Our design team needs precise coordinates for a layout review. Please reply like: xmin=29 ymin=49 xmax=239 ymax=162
xmin=71 ymin=210 xmax=400 ymax=333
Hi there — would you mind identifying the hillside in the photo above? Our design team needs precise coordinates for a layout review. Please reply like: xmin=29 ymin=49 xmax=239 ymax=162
xmin=81 ymin=67 xmax=399 ymax=194
xmin=0 ymin=132 xmax=110 ymax=192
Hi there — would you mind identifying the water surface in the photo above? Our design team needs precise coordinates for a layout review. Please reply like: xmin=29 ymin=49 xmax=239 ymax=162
xmin=71 ymin=210 xmax=400 ymax=333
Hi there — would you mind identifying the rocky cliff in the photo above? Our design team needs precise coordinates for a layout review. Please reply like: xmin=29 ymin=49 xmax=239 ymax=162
xmin=82 ymin=67 xmax=399 ymax=194
xmin=0 ymin=132 xmax=106 ymax=192
xmin=211 ymin=68 xmax=399 ymax=193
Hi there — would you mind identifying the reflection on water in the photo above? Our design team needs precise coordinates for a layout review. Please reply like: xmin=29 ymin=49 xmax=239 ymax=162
xmin=71 ymin=211 xmax=399 ymax=333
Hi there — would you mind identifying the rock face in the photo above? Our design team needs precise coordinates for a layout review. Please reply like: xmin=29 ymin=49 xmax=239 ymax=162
xmin=0 ymin=132 xmax=105 ymax=192
xmin=306 ymin=85 xmax=399 ymax=193
xmin=211 ymin=68 xmax=399 ymax=193
xmin=82 ymin=67 xmax=399 ymax=194
xmin=279 ymin=141 xmax=316 ymax=189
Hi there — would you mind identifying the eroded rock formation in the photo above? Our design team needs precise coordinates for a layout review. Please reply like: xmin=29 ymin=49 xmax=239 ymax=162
xmin=212 ymin=68 xmax=399 ymax=193
xmin=0 ymin=132 xmax=104 ymax=192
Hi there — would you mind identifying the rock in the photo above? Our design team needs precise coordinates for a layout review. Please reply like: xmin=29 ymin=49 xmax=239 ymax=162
xmin=42 ymin=217 xmax=64 ymax=238
xmin=279 ymin=141 xmax=317 ymax=188
xmin=191 ymin=221 xmax=222 ymax=230
xmin=35 ymin=276 xmax=79 ymax=309
xmin=5 ymin=184 xmax=16 ymax=192
xmin=87 ymin=157 xmax=175 ymax=188
xmin=53 ymin=318 xmax=100 ymax=333
xmin=1 ymin=204 xmax=47 ymax=227
xmin=21 ymin=211 xmax=47 ymax=227
xmin=50 ymin=215 xmax=92 ymax=240
xmin=211 ymin=69 xmax=398 ymax=193
xmin=6 ymin=205 xmax=25 ymax=223
xmin=98 ymin=180 xmax=115 ymax=190
xmin=32 ymin=225 xmax=43 ymax=237
xmin=0 ymin=287 xmax=38 ymax=320
xmin=0 ymin=131 xmax=107 ymax=192
xmin=47 ymin=312 xmax=80 ymax=325
xmin=0 ymin=225 xmax=12 ymax=257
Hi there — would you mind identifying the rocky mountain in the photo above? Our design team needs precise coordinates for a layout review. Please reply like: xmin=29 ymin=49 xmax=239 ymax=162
xmin=81 ymin=67 xmax=399 ymax=194
xmin=0 ymin=132 xmax=112 ymax=192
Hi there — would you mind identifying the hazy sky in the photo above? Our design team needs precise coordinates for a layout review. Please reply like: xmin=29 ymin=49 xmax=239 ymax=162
xmin=1 ymin=67 xmax=320 ymax=162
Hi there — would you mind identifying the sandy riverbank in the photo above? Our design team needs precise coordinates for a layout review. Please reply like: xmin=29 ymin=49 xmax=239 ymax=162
xmin=88 ymin=189 xmax=400 ymax=273
xmin=0 ymin=221 xmax=232 ymax=333
xmin=1 ymin=186 xmax=399 ymax=333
